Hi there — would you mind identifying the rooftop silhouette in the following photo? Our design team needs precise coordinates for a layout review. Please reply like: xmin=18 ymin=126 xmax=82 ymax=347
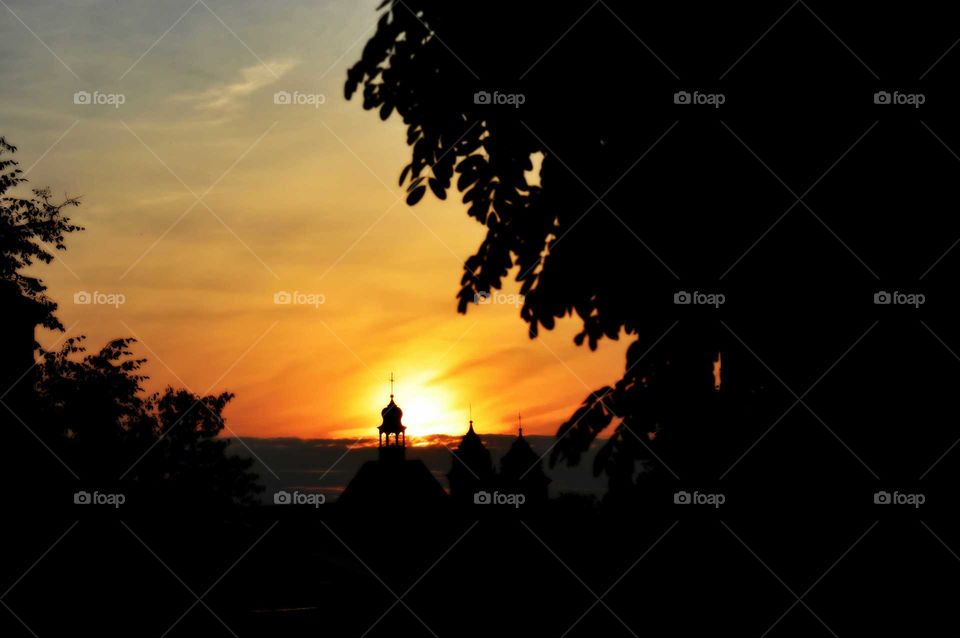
xmin=339 ymin=382 xmax=447 ymax=507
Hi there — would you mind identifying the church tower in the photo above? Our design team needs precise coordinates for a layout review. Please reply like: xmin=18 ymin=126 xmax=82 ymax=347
xmin=499 ymin=414 xmax=551 ymax=504
xmin=447 ymin=413 xmax=495 ymax=504
xmin=377 ymin=373 xmax=406 ymax=462
xmin=338 ymin=374 xmax=447 ymax=507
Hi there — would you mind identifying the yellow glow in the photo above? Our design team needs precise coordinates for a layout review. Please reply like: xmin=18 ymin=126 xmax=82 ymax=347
xmin=401 ymin=391 xmax=458 ymax=440
xmin=354 ymin=374 xmax=461 ymax=442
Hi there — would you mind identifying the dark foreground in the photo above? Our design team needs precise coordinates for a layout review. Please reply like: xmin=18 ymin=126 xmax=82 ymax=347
xmin=3 ymin=485 xmax=956 ymax=637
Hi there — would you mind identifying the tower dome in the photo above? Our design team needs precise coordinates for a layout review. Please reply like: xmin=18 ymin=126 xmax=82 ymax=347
xmin=377 ymin=374 xmax=406 ymax=459
xmin=380 ymin=396 xmax=404 ymax=433
xmin=381 ymin=399 xmax=403 ymax=420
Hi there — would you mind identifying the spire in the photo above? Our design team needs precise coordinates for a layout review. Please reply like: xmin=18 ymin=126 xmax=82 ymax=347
xmin=448 ymin=405 xmax=495 ymax=502
xmin=378 ymin=372 xmax=405 ymax=453
xmin=500 ymin=414 xmax=551 ymax=502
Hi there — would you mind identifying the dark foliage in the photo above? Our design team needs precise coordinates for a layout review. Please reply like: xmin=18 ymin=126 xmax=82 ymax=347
xmin=0 ymin=138 xmax=261 ymax=507
xmin=0 ymin=136 xmax=82 ymax=332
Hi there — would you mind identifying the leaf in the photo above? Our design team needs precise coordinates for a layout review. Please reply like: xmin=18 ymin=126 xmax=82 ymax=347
xmin=406 ymin=185 xmax=426 ymax=205
xmin=428 ymin=178 xmax=446 ymax=200
xmin=457 ymin=171 xmax=479 ymax=191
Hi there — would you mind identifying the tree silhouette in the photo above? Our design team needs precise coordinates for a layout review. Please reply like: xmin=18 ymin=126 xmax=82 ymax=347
xmin=35 ymin=336 xmax=262 ymax=506
xmin=0 ymin=136 xmax=82 ymax=333
xmin=1 ymin=137 xmax=261 ymax=507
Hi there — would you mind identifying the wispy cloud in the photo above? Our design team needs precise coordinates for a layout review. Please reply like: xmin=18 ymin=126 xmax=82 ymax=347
xmin=173 ymin=58 xmax=298 ymax=111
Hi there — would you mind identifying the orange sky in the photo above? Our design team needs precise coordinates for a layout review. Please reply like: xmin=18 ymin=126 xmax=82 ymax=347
xmin=3 ymin=0 xmax=629 ymax=440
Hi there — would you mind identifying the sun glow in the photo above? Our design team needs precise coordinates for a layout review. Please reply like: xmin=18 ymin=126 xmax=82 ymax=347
xmin=356 ymin=373 xmax=462 ymax=442
xmin=399 ymin=391 xmax=457 ymax=439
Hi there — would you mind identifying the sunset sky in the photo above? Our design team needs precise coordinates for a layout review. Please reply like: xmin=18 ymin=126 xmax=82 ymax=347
xmin=1 ymin=0 xmax=629 ymax=441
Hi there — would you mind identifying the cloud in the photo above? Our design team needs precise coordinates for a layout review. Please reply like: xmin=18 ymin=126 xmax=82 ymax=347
xmin=173 ymin=58 xmax=298 ymax=111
